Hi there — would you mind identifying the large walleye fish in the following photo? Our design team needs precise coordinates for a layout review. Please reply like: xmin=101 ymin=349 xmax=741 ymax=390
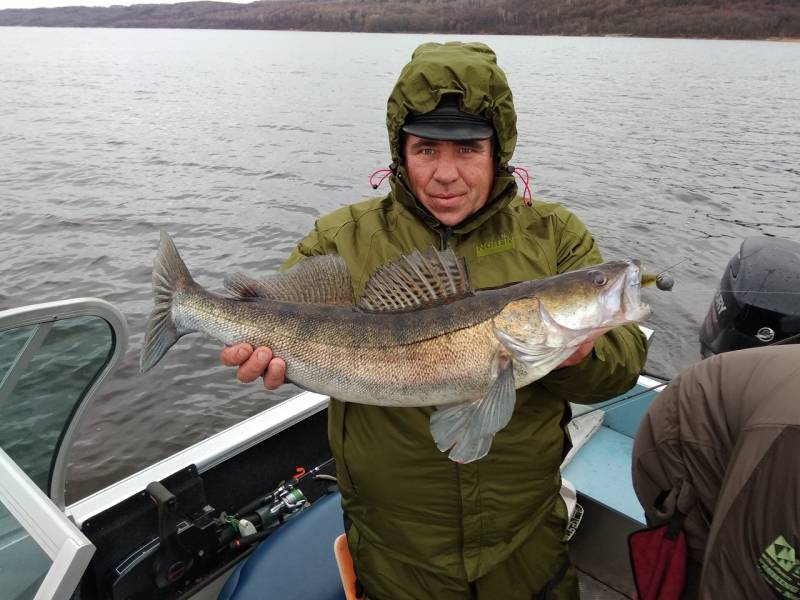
xmin=141 ymin=232 xmax=650 ymax=463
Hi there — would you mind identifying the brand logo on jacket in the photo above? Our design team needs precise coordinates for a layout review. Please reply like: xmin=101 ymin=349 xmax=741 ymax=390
xmin=758 ymin=535 xmax=800 ymax=598
xmin=476 ymin=233 xmax=514 ymax=257
xmin=714 ymin=291 xmax=727 ymax=315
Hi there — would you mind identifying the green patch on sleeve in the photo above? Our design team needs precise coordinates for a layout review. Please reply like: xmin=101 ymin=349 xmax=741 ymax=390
xmin=758 ymin=535 xmax=800 ymax=599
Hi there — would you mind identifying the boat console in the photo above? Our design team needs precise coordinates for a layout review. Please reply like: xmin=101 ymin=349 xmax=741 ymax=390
xmin=75 ymin=405 xmax=337 ymax=600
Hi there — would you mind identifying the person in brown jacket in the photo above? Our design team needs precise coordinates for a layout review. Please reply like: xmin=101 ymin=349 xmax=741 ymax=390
xmin=632 ymin=344 xmax=800 ymax=599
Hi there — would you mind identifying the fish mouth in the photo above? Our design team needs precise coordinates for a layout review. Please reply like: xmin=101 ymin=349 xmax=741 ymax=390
xmin=541 ymin=260 xmax=651 ymax=342
xmin=620 ymin=260 xmax=651 ymax=322
xmin=596 ymin=260 xmax=650 ymax=326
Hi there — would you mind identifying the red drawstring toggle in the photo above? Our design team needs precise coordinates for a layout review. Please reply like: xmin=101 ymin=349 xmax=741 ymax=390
xmin=368 ymin=167 xmax=393 ymax=190
xmin=508 ymin=165 xmax=533 ymax=206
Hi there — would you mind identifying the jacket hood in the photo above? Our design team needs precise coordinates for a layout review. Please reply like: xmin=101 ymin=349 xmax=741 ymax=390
xmin=386 ymin=42 xmax=518 ymax=166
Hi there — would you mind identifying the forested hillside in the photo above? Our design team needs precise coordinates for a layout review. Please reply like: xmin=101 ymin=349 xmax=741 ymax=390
xmin=1 ymin=0 xmax=797 ymax=39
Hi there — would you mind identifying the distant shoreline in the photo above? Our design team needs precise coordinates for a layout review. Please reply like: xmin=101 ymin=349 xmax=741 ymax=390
xmin=1 ymin=0 xmax=798 ymax=40
xmin=0 ymin=24 xmax=798 ymax=43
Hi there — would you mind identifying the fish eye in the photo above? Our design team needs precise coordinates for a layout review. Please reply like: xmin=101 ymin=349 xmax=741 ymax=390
xmin=589 ymin=271 xmax=608 ymax=286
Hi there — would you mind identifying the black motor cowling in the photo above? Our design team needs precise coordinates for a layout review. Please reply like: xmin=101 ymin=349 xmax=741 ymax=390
xmin=700 ymin=237 xmax=800 ymax=357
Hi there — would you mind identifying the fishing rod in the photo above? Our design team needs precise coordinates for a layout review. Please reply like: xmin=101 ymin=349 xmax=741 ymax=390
xmin=571 ymin=379 xmax=669 ymax=420
xmin=577 ymin=245 xmax=799 ymax=416
xmin=660 ymin=289 xmax=800 ymax=296
xmin=642 ymin=245 xmax=800 ymax=298
xmin=573 ymin=328 xmax=800 ymax=419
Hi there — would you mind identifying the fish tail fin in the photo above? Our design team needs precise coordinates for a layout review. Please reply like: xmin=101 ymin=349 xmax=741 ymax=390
xmin=140 ymin=231 xmax=197 ymax=373
xmin=430 ymin=351 xmax=516 ymax=463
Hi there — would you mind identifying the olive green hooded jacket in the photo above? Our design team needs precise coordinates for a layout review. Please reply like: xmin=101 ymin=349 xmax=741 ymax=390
xmin=284 ymin=42 xmax=647 ymax=582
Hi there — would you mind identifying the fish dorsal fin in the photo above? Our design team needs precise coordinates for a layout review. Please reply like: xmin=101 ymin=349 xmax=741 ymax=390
xmin=357 ymin=248 xmax=473 ymax=312
xmin=225 ymin=254 xmax=354 ymax=305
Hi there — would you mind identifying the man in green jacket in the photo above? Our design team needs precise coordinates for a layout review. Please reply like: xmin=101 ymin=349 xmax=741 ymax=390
xmin=222 ymin=42 xmax=647 ymax=599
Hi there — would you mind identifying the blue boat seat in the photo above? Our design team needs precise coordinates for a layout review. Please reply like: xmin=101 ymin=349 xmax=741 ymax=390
xmin=563 ymin=381 xmax=662 ymax=525
xmin=562 ymin=426 xmax=645 ymax=524
xmin=218 ymin=492 xmax=346 ymax=600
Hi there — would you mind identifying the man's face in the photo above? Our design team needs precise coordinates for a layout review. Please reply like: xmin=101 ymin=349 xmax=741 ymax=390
xmin=403 ymin=134 xmax=494 ymax=227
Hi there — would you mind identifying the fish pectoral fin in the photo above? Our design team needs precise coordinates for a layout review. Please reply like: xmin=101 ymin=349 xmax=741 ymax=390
xmin=429 ymin=352 xmax=516 ymax=463
xmin=448 ymin=435 xmax=494 ymax=465
xmin=429 ymin=403 xmax=471 ymax=453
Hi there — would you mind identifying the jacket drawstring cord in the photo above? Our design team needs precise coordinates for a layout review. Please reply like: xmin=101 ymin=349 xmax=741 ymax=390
xmin=368 ymin=165 xmax=396 ymax=190
xmin=507 ymin=165 xmax=533 ymax=206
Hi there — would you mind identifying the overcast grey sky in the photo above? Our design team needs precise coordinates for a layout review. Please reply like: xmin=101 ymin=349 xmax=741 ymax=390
xmin=0 ymin=0 xmax=252 ymax=8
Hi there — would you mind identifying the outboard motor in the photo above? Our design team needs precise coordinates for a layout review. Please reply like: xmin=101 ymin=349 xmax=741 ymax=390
xmin=700 ymin=237 xmax=800 ymax=357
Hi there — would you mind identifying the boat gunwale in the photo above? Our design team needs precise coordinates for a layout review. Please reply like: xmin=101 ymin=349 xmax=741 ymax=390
xmin=67 ymin=390 xmax=329 ymax=527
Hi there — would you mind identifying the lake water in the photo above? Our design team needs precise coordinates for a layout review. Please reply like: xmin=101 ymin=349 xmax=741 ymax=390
xmin=0 ymin=28 xmax=798 ymax=501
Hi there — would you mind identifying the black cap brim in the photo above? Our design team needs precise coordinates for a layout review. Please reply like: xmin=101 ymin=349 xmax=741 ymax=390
xmin=401 ymin=120 xmax=494 ymax=141
xmin=401 ymin=95 xmax=494 ymax=142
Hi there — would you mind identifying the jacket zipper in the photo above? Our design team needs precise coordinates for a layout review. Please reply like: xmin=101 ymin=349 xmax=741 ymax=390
xmin=439 ymin=227 xmax=453 ymax=250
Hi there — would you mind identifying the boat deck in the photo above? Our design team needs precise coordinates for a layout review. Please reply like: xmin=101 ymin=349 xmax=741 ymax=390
xmin=565 ymin=377 xmax=665 ymax=598
xmin=579 ymin=570 xmax=629 ymax=599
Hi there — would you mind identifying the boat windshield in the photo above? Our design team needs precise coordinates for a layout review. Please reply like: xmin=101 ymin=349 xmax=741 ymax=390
xmin=0 ymin=315 xmax=114 ymax=496
xmin=0 ymin=299 xmax=127 ymax=600
xmin=0 ymin=496 xmax=51 ymax=600
xmin=0 ymin=299 xmax=128 ymax=512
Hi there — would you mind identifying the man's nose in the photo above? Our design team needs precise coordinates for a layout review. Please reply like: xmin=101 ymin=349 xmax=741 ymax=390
xmin=433 ymin=156 xmax=459 ymax=183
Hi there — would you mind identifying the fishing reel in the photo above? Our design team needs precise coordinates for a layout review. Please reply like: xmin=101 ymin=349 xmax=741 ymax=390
xmin=227 ymin=483 xmax=309 ymax=546
xmin=266 ymin=484 xmax=308 ymax=520
xmin=103 ymin=472 xmax=319 ymax=599
xmin=225 ymin=459 xmax=336 ymax=550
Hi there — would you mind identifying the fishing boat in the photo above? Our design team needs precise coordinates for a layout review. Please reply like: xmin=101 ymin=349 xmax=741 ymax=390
xmin=1 ymin=236 xmax=797 ymax=600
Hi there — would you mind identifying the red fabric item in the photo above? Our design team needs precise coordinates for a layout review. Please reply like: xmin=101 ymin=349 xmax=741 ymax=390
xmin=628 ymin=523 xmax=687 ymax=600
